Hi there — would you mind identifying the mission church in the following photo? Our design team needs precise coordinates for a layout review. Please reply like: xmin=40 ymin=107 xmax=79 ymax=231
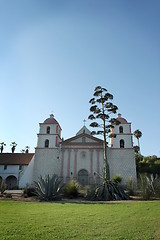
xmin=0 ymin=114 xmax=137 ymax=189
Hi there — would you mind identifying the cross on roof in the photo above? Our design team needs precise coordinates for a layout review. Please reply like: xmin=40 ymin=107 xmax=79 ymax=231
xmin=83 ymin=119 xmax=86 ymax=126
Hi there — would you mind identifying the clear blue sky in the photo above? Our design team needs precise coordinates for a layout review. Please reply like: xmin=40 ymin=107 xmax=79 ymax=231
xmin=0 ymin=0 xmax=160 ymax=156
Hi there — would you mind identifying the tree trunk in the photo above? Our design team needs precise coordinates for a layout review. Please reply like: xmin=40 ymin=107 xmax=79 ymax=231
xmin=138 ymin=138 xmax=141 ymax=154
xmin=102 ymin=100 xmax=110 ymax=181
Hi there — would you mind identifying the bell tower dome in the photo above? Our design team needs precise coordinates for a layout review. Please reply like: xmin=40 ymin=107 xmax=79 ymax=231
xmin=36 ymin=114 xmax=62 ymax=149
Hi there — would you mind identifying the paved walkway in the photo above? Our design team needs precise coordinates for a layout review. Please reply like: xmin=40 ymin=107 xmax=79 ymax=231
xmin=5 ymin=190 xmax=23 ymax=194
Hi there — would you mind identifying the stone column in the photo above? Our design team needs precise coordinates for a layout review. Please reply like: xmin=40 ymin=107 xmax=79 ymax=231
xmin=66 ymin=149 xmax=71 ymax=182
xmin=60 ymin=149 xmax=65 ymax=180
xmin=89 ymin=149 xmax=93 ymax=184
xmin=96 ymin=149 xmax=100 ymax=184
xmin=73 ymin=149 xmax=78 ymax=180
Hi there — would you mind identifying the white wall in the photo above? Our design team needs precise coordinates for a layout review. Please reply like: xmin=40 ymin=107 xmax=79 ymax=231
xmin=32 ymin=148 xmax=61 ymax=182
xmin=108 ymin=148 xmax=137 ymax=184
xmin=0 ymin=165 xmax=27 ymax=181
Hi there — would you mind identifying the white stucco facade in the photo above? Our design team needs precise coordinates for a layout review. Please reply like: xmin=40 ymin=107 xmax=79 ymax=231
xmin=18 ymin=113 xmax=137 ymax=187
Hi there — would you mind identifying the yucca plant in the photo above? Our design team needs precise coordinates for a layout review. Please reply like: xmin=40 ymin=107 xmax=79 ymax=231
xmin=34 ymin=174 xmax=63 ymax=201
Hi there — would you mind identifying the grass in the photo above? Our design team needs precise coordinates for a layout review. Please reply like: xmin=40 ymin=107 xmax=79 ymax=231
xmin=0 ymin=200 xmax=160 ymax=240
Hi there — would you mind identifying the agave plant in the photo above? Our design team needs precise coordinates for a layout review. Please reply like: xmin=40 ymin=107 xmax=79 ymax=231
xmin=34 ymin=174 xmax=63 ymax=201
xmin=139 ymin=174 xmax=159 ymax=200
xmin=87 ymin=180 xmax=130 ymax=201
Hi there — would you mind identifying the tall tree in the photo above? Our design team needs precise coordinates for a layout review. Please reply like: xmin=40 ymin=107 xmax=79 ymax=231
xmin=88 ymin=86 xmax=119 ymax=180
xmin=0 ymin=142 xmax=6 ymax=153
xmin=133 ymin=129 xmax=142 ymax=152
xmin=10 ymin=142 xmax=17 ymax=153
xmin=25 ymin=146 xmax=30 ymax=153
xmin=87 ymin=86 xmax=130 ymax=201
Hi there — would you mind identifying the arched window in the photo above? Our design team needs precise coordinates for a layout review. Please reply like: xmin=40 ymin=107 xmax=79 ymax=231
xmin=120 ymin=139 xmax=125 ymax=148
xmin=56 ymin=125 xmax=58 ymax=134
xmin=46 ymin=126 xmax=50 ymax=134
xmin=55 ymin=136 xmax=58 ymax=147
xmin=119 ymin=126 xmax=123 ymax=133
xmin=45 ymin=139 xmax=49 ymax=148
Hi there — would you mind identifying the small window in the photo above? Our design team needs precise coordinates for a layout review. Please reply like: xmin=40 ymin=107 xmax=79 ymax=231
xmin=82 ymin=137 xmax=86 ymax=143
xmin=45 ymin=139 xmax=49 ymax=148
xmin=119 ymin=126 xmax=123 ymax=133
xmin=120 ymin=139 xmax=125 ymax=148
xmin=47 ymin=126 xmax=50 ymax=134
xmin=4 ymin=165 xmax=7 ymax=170
xmin=19 ymin=165 xmax=22 ymax=171
xmin=56 ymin=125 xmax=58 ymax=134
xmin=81 ymin=151 xmax=86 ymax=158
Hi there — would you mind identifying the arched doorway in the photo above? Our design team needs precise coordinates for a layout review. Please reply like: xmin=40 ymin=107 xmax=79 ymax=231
xmin=6 ymin=175 xmax=17 ymax=189
xmin=78 ymin=169 xmax=89 ymax=185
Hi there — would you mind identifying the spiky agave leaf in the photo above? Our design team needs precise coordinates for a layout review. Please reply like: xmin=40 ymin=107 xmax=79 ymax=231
xmin=34 ymin=174 xmax=63 ymax=201
xmin=86 ymin=180 xmax=130 ymax=201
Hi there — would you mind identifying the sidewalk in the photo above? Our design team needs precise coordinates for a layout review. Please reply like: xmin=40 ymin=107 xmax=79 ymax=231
xmin=5 ymin=190 xmax=23 ymax=194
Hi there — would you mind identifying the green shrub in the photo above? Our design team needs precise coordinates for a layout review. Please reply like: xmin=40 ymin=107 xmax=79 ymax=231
xmin=63 ymin=180 xmax=80 ymax=198
xmin=34 ymin=174 xmax=63 ymax=201
xmin=23 ymin=187 xmax=37 ymax=198
xmin=126 ymin=177 xmax=135 ymax=196
xmin=154 ymin=176 xmax=160 ymax=197
xmin=112 ymin=174 xmax=122 ymax=184
xmin=139 ymin=174 xmax=158 ymax=200
xmin=5 ymin=193 xmax=12 ymax=198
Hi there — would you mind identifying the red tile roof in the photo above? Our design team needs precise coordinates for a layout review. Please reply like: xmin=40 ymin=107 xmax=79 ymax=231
xmin=43 ymin=114 xmax=59 ymax=124
xmin=0 ymin=153 xmax=34 ymax=165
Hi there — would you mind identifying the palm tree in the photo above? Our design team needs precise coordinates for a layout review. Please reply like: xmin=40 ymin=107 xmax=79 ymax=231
xmin=0 ymin=142 xmax=6 ymax=153
xmin=133 ymin=129 xmax=142 ymax=153
xmin=25 ymin=146 xmax=30 ymax=153
xmin=10 ymin=142 xmax=17 ymax=153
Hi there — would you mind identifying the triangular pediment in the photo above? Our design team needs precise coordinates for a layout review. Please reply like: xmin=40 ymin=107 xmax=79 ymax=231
xmin=62 ymin=133 xmax=103 ymax=146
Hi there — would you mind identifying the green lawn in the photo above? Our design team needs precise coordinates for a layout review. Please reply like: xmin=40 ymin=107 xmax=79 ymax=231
xmin=0 ymin=201 xmax=160 ymax=240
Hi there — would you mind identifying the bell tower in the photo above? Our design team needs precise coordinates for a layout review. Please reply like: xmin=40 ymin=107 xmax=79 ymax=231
xmin=110 ymin=114 xmax=133 ymax=149
xmin=37 ymin=114 xmax=62 ymax=149
xmin=33 ymin=114 xmax=62 ymax=182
